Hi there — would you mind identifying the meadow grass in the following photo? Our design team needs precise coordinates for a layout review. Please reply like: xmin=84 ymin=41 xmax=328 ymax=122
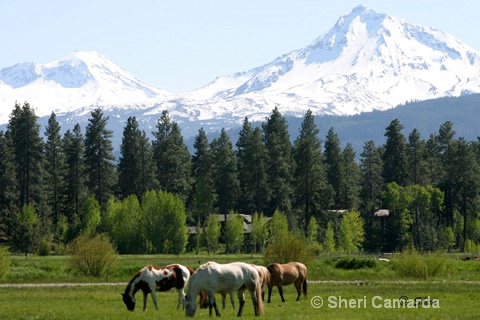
xmin=1 ymin=252 xmax=480 ymax=319
xmin=0 ymin=282 xmax=479 ymax=319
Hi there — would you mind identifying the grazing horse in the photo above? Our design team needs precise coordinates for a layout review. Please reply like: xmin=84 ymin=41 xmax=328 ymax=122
xmin=185 ymin=261 xmax=264 ymax=317
xmin=122 ymin=264 xmax=194 ymax=311
xmin=266 ymin=262 xmax=307 ymax=303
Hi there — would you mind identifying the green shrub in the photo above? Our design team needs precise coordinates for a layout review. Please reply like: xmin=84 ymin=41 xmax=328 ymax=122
xmin=264 ymin=232 xmax=315 ymax=267
xmin=0 ymin=246 xmax=10 ymax=279
xmin=464 ymin=239 xmax=480 ymax=254
xmin=393 ymin=248 xmax=449 ymax=279
xmin=37 ymin=237 xmax=51 ymax=256
xmin=68 ymin=233 xmax=117 ymax=277
xmin=335 ymin=257 xmax=378 ymax=270
xmin=424 ymin=252 xmax=450 ymax=277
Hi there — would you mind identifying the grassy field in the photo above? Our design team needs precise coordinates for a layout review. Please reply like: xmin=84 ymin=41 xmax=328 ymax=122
xmin=0 ymin=253 xmax=479 ymax=319
xmin=1 ymin=282 xmax=479 ymax=319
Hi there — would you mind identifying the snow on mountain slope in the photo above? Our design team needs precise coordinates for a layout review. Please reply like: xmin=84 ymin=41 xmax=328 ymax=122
xmin=163 ymin=5 xmax=480 ymax=122
xmin=0 ymin=51 xmax=172 ymax=123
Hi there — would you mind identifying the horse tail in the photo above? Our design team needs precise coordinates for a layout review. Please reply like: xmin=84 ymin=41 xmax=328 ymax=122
xmin=303 ymin=276 xmax=308 ymax=297
xmin=199 ymin=290 xmax=208 ymax=309
xmin=302 ymin=264 xmax=308 ymax=297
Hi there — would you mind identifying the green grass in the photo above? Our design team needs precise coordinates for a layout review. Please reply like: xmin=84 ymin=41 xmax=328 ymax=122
xmin=1 ymin=252 xmax=480 ymax=319
xmin=0 ymin=282 xmax=479 ymax=319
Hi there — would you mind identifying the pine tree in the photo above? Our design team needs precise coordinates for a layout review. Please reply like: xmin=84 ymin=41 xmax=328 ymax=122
xmin=360 ymin=141 xmax=384 ymax=210
xmin=451 ymin=138 xmax=480 ymax=247
xmin=407 ymin=129 xmax=427 ymax=186
xmin=8 ymin=102 xmax=46 ymax=207
xmin=0 ymin=131 xmax=19 ymax=237
xmin=236 ymin=117 xmax=269 ymax=214
xmin=324 ymin=127 xmax=343 ymax=209
xmin=190 ymin=128 xmax=215 ymax=225
xmin=117 ymin=116 xmax=157 ymax=199
xmin=292 ymin=110 xmax=325 ymax=230
xmin=359 ymin=140 xmax=384 ymax=252
xmin=44 ymin=112 xmax=65 ymax=227
xmin=210 ymin=129 xmax=240 ymax=216
xmin=382 ymin=119 xmax=408 ymax=186
xmin=424 ymin=133 xmax=443 ymax=187
xmin=340 ymin=143 xmax=361 ymax=209
xmin=262 ymin=107 xmax=293 ymax=217
xmin=436 ymin=121 xmax=456 ymax=227
xmin=62 ymin=124 xmax=87 ymax=234
xmin=83 ymin=108 xmax=116 ymax=210
xmin=152 ymin=110 xmax=192 ymax=202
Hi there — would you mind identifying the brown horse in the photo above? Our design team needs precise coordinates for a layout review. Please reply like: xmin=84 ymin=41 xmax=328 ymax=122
xmin=266 ymin=262 xmax=307 ymax=303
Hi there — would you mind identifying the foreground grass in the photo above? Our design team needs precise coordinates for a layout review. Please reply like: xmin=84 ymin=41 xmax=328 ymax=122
xmin=0 ymin=282 xmax=479 ymax=319
xmin=1 ymin=253 xmax=480 ymax=319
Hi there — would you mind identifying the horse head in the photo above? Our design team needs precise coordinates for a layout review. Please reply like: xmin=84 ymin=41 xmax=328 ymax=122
xmin=122 ymin=292 xmax=136 ymax=311
xmin=184 ymin=295 xmax=197 ymax=317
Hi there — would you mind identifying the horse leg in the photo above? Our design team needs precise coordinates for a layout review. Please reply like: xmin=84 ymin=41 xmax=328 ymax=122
xmin=151 ymin=291 xmax=159 ymax=311
xmin=143 ymin=292 xmax=148 ymax=311
xmin=267 ymin=285 xmax=273 ymax=303
xmin=177 ymin=288 xmax=185 ymax=309
xmin=237 ymin=289 xmax=246 ymax=317
xmin=278 ymin=285 xmax=285 ymax=302
xmin=295 ymin=282 xmax=301 ymax=301
xmin=208 ymin=293 xmax=221 ymax=317
xmin=230 ymin=292 xmax=236 ymax=310
xmin=222 ymin=293 xmax=226 ymax=309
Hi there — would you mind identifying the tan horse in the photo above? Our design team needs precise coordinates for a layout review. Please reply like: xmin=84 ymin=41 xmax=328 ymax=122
xmin=266 ymin=262 xmax=307 ymax=303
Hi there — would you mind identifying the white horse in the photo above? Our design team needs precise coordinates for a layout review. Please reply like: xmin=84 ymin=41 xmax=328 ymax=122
xmin=185 ymin=261 xmax=264 ymax=317
xmin=122 ymin=264 xmax=194 ymax=311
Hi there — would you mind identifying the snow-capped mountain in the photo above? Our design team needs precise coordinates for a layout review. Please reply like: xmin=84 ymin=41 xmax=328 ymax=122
xmin=163 ymin=4 xmax=480 ymax=123
xmin=0 ymin=51 xmax=172 ymax=123
xmin=1 ymin=5 xmax=480 ymax=137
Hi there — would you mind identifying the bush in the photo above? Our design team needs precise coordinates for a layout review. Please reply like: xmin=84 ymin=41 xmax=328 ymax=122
xmin=68 ymin=233 xmax=117 ymax=277
xmin=464 ymin=239 xmax=480 ymax=254
xmin=335 ymin=257 xmax=378 ymax=270
xmin=393 ymin=248 xmax=449 ymax=279
xmin=37 ymin=237 xmax=51 ymax=256
xmin=264 ymin=232 xmax=315 ymax=267
xmin=0 ymin=246 xmax=10 ymax=279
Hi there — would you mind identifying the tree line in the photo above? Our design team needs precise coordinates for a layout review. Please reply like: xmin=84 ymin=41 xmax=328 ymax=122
xmin=1 ymin=101 xmax=479 ymax=255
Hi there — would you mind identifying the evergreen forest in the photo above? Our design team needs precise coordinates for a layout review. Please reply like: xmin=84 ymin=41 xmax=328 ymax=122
xmin=1 ymin=101 xmax=480 ymax=256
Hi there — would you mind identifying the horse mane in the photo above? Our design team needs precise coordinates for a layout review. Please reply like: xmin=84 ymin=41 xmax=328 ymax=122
xmin=198 ymin=261 xmax=217 ymax=270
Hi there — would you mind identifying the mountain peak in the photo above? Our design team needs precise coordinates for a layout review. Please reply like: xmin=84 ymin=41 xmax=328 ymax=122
xmin=349 ymin=4 xmax=373 ymax=14
xmin=0 ymin=51 xmax=172 ymax=121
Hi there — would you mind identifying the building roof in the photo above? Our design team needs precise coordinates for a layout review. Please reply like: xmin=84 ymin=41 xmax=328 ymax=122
xmin=374 ymin=209 xmax=390 ymax=217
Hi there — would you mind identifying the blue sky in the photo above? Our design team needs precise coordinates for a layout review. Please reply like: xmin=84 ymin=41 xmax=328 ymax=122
xmin=1 ymin=0 xmax=479 ymax=94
